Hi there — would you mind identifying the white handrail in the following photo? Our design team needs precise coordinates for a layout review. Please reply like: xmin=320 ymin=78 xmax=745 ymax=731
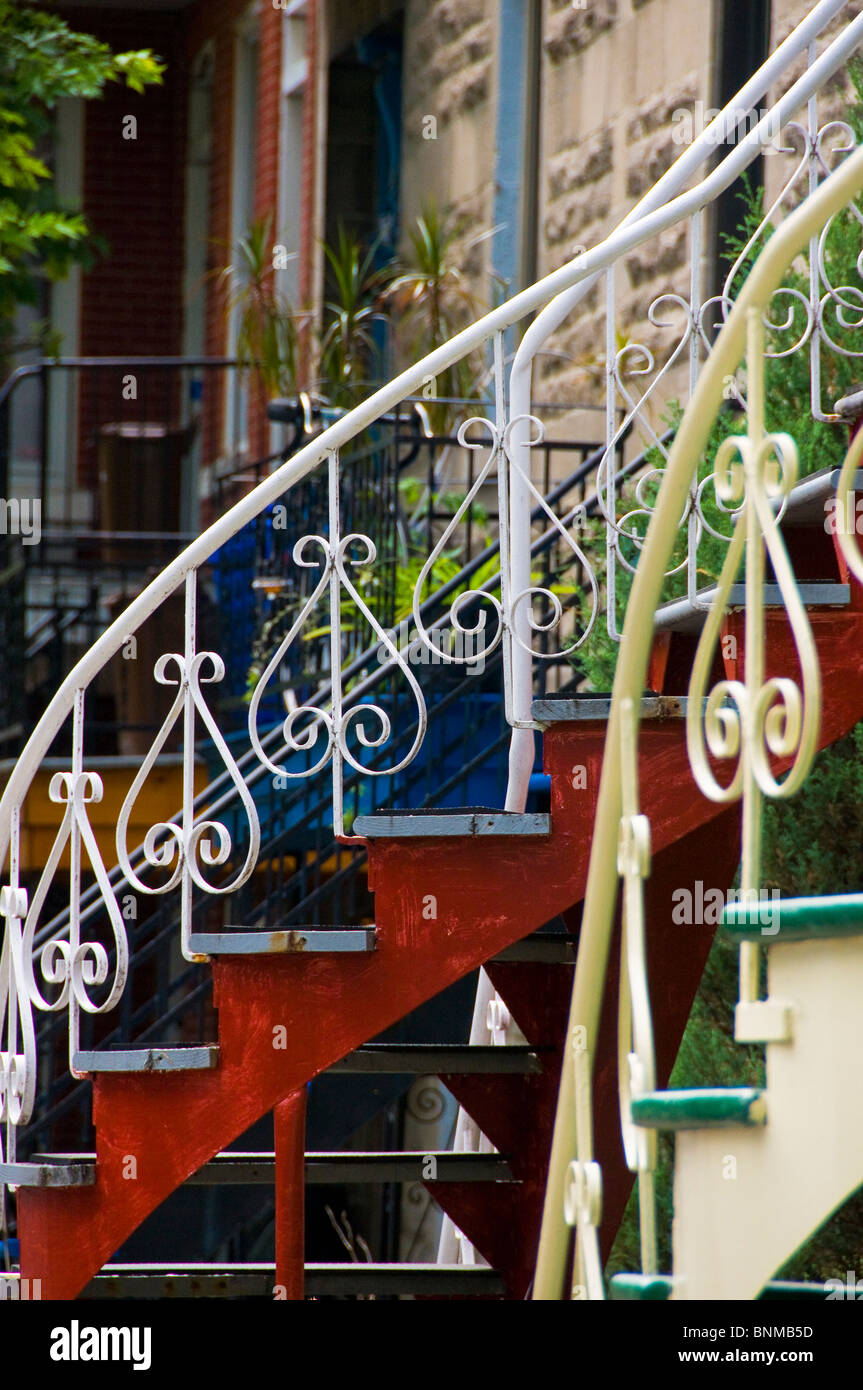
xmin=504 ymin=3 xmax=863 ymax=811
xmin=3 ymin=1 xmax=859 ymax=860
xmin=533 ymin=133 xmax=863 ymax=1305
xmin=519 ymin=0 xmax=851 ymax=372
xmin=12 ymin=6 xmax=859 ymax=844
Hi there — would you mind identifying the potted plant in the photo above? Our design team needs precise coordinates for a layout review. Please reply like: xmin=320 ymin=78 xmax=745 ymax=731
xmin=214 ymin=213 xmax=300 ymax=444
xmin=317 ymin=222 xmax=393 ymax=407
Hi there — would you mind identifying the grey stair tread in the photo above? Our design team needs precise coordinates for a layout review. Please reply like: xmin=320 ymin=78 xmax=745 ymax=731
xmin=0 ymin=1160 xmax=95 ymax=1188
xmin=631 ymin=1087 xmax=767 ymax=1130
xmin=73 ymin=1046 xmax=219 ymax=1074
xmin=82 ymin=1264 xmax=276 ymax=1299
xmin=655 ymin=583 xmax=850 ymax=635
xmin=723 ymin=892 xmax=863 ymax=942
xmin=531 ymin=695 xmax=697 ymax=724
xmin=30 ymin=1149 xmax=515 ymax=1185
xmin=301 ymin=1152 xmax=514 ymax=1183
xmin=353 ymin=809 xmax=550 ymax=838
xmin=189 ymin=927 xmax=376 ymax=955
xmin=330 ymin=1043 xmax=543 ymax=1074
xmin=728 ymin=582 xmax=848 ymax=606
xmin=304 ymin=1152 xmax=515 ymax=1184
xmin=82 ymin=1263 xmax=504 ymax=1298
xmin=777 ymin=464 xmax=863 ymax=527
xmin=304 ymin=1263 xmax=505 ymax=1296
xmin=488 ymin=934 xmax=576 ymax=963
xmin=83 ymin=1267 xmax=273 ymax=1295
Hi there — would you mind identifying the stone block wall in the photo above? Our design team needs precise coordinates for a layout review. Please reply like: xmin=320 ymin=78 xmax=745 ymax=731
xmin=399 ymin=0 xmax=499 ymax=308
xmin=393 ymin=0 xmax=863 ymax=431
xmin=536 ymin=0 xmax=716 ymax=415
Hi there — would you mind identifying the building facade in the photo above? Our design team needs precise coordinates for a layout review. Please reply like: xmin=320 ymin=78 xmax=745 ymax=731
xmin=8 ymin=0 xmax=854 ymax=538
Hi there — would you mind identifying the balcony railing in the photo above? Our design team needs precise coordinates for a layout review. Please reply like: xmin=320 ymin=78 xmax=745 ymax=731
xmin=2 ymin=0 xmax=863 ymax=1261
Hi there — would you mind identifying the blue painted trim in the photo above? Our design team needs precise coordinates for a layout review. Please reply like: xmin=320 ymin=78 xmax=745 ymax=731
xmin=493 ymin=0 xmax=529 ymax=315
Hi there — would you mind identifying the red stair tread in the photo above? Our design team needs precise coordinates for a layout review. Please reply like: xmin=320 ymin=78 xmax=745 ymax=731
xmin=19 ymin=596 xmax=863 ymax=1299
xmin=423 ymin=809 xmax=742 ymax=1296
xmin=17 ymin=720 xmax=716 ymax=1299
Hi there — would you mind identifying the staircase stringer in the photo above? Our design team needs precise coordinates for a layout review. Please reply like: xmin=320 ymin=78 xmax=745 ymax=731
xmin=18 ymin=720 xmax=738 ymax=1300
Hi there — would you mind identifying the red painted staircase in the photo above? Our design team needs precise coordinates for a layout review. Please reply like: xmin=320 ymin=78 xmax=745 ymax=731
xmin=18 ymin=506 xmax=863 ymax=1298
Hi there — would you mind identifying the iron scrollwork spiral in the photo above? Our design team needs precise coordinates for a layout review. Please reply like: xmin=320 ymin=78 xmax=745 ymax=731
xmin=118 ymin=649 xmax=260 ymax=898
xmin=687 ymin=427 xmax=821 ymax=805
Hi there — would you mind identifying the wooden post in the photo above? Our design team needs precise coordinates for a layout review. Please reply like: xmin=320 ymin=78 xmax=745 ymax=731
xmin=274 ymin=1087 xmax=306 ymax=1300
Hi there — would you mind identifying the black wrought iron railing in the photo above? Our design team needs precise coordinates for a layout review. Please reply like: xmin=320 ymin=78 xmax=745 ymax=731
xmin=0 ymin=356 xmax=249 ymax=754
xmin=19 ymin=419 xmax=663 ymax=1156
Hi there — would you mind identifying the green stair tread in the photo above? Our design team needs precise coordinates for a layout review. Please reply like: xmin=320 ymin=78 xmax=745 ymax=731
xmin=610 ymin=1274 xmax=831 ymax=1301
xmin=631 ymin=1088 xmax=766 ymax=1131
xmin=609 ymin=1273 xmax=672 ymax=1300
xmin=758 ymin=1280 xmax=833 ymax=1301
xmin=723 ymin=892 xmax=863 ymax=942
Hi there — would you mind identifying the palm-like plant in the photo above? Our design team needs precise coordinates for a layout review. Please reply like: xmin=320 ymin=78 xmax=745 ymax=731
xmin=383 ymin=201 xmax=489 ymax=429
xmin=215 ymin=214 xmax=298 ymax=400
xmin=387 ymin=202 xmax=481 ymax=336
xmin=318 ymin=224 xmax=392 ymax=406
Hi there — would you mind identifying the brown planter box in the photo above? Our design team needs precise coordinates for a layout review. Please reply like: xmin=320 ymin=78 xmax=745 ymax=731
xmin=106 ymin=589 xmax=187 ymax=757
xmin=97 ymin=421 xmax=196 ymax=565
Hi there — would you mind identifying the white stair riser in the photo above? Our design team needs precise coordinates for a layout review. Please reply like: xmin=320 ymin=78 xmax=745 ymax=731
xmin=673 ymin=937 xmax=863 ymax=1299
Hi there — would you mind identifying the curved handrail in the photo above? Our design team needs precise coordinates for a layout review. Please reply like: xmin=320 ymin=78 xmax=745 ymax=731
xmin=25 ymin=423 xmax=627 ymax=948
xmin=515 ymin=0 xmax=852 ymax=380
xmin=2 ymin=0 xmax=861 ymax=1199
xmin=0 ymin=272 xmax=630 ymax=859
xmin=21 ymin=423 xmax=656 ymax=1145
xmin=4 ymin=5 xmax=861 ymax=864
xmin=500 ymin=1 xmax=863 ymax=809
xmin=30 ymin=422 xmax=655 ymax=960
xmin=532 ymin=139 xmax=863 ymax=1301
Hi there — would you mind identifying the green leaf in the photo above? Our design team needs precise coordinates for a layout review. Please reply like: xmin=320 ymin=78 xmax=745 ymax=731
xmin=0 ymin=1 xmax=163 ymax=354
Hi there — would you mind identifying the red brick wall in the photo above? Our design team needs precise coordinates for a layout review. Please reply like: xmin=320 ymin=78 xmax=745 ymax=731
xmin=187 ymin=0 xmax=238 ymax=474
xmin=65 ymin=2 xmax=293 ymax=496
xmin=251 ymin=1 xmax=284 ymax=459
xmin=63 ymin=8 xmax=188 ymax=491
xmin=187 ymin=0 xmax=285 ymax=470
xmin=299 ymin=0 xmax=320 ymax=383
xmin=256 ymin=4 xmax=283 ymax=231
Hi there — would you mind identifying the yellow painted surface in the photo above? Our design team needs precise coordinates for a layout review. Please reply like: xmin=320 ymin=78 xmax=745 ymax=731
xmin=8 ymin=759 xmax=207 ymax=872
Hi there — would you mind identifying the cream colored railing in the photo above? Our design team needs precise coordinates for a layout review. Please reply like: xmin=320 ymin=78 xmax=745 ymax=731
xmin=534 ymin=141 xmax=863 ymax=1301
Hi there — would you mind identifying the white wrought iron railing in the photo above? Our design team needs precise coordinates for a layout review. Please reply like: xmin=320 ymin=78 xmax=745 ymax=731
xmin=2 ymin=0 xmax=863 ymax=1243
xmin=532 ymin=120 xmax=863 ymax=1303
xmin=503 ymin=0 xmax=863 ymax=797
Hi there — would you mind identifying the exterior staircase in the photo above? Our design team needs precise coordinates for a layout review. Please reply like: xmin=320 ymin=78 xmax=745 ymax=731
xmin=613 ymin=893 xmax=863 ymax=1301
xmin=5 ymin=0 xmax=863 ymax=1303
xmin=11 ymin=575 xmax=863 ymax=1298
xmin=10 ymin=713 xmax=738 ymax=1300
